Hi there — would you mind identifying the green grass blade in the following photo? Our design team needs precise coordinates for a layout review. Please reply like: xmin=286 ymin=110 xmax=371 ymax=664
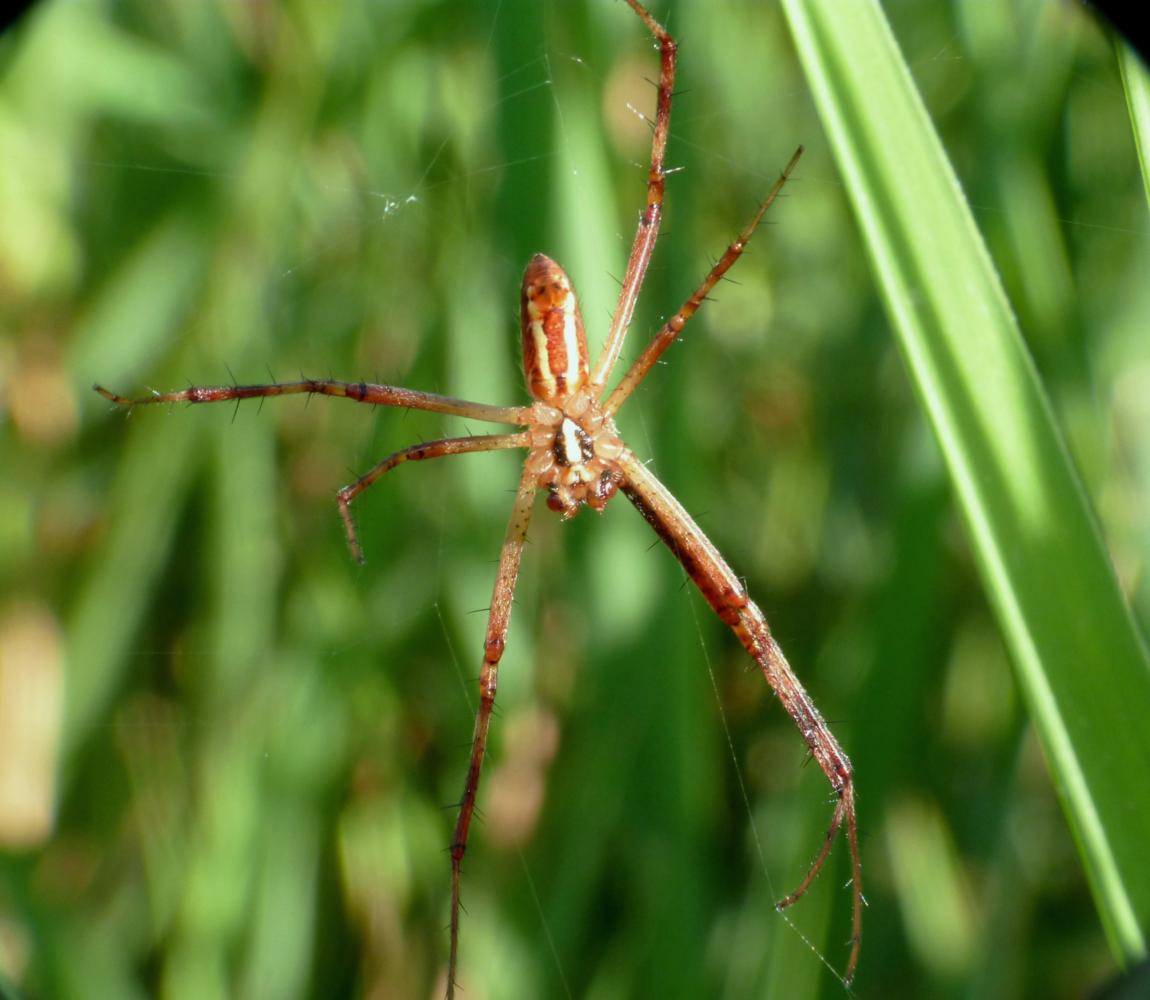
xmin=1116 ymin=39 xmax=1150 ymax=212
xmin=782 ymin=0 xmax=1150 ymax=963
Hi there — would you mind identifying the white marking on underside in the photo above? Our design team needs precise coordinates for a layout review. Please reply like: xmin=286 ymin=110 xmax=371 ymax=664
xmin=559 ymin=418 xmax=583 ymax=466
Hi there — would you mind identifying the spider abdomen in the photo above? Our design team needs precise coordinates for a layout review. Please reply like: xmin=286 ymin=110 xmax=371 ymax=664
xmin=520 ymin=254 xmax=590 ymax=402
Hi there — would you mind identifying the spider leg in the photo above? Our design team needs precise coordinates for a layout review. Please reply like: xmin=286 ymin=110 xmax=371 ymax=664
xmin=750 ymin=627 xmax=861 ymax=985
xmin=94 ymin=378 xmax=533 ymax=426
xmin=616 ymin=448 xmax=861 ymax=985
xmin=604 ymin=146 xmax=804 ymax=418
xmin=590 ymin=0 xmax=677 ymax=391
xmin=336 ymin=433 xmax=529 ymax=563
xmin=447 ymin=465 xmax=537 ymax=1000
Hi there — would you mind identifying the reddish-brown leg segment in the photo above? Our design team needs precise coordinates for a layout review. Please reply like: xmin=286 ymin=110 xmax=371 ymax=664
xmin=604 ymin=145 xmax=804 ymax=417
xmin=447 ymin=466 xmax=537 ymax=1000
xmin=616 ymin=448 xmax=862 ymax=985
xmin=336 ymin=433 xmax=529 ymax=562
xmin=589 ymin=0 xmax=677 ymax=391
xmin=94 ymin=378 xmax=533 ymax=426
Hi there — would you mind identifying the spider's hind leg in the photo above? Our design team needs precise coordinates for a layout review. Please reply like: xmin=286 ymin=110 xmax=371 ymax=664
xmin=446 ymin=467 xmax=536 ymax=999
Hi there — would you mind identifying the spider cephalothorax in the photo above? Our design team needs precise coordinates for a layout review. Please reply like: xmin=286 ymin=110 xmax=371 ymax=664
xmin=521 ymin=254 xmax=625 ymax=517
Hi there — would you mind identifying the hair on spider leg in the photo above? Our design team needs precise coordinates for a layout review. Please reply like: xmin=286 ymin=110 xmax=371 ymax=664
xmin=455 ymin=893 xmax=470 ymax=919
xmin=437 ymin=792 xmax=479 ymax=825
xmin=624 ymin=100 xmax=657 ymax=135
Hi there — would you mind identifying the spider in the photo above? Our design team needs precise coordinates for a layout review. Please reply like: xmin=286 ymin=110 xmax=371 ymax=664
xmin=95 ymin=0 xmax=861 ymax=991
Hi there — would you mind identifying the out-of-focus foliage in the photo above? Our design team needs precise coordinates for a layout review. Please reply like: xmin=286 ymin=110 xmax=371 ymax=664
xmin=0 ymin=1 xmax=1146 ymax=998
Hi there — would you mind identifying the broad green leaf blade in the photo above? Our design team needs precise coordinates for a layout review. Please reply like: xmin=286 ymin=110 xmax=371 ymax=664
xmin=782 ymin=0 xmax=1150 ymax=964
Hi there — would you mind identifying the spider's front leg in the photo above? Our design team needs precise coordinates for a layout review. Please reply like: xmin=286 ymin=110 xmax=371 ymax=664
xmin=93 ymin=378 xmax=533 ymax=425
xmin=446 ymin=466 xmax=537 ymax=1000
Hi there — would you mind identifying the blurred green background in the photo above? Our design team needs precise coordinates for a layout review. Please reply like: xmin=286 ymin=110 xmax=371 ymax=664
xmin=1 ymin=0 xmax=1147 ymax=998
